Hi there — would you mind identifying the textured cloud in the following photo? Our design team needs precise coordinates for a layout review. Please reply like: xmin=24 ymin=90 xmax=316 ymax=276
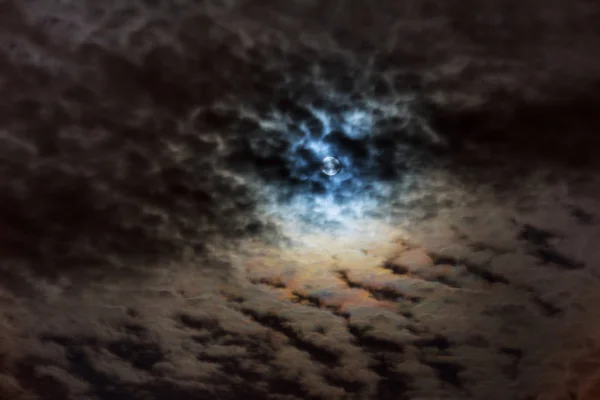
xmin=1 ymin=0 xmax=600 ymax=399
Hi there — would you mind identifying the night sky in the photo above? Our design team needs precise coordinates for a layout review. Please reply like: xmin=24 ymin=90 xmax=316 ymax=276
xmin=2 ymin=1 xmax=600 ymax=399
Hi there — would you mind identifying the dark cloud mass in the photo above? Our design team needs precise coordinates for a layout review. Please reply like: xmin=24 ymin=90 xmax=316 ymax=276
xmin=2 ymin=0 xmax=600 ymax=399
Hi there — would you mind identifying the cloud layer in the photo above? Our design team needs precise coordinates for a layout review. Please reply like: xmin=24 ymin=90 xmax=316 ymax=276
xmin=1 ymin=0 xmax=600 ymax=399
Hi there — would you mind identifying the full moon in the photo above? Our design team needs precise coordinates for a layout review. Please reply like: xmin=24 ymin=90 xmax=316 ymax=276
xmin=321 ymin=156 xmax=341 ymax=176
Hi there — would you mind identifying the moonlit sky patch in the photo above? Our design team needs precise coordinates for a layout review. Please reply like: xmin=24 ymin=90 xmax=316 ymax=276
xmin=235 ymin=81 xmax=447 ymax=240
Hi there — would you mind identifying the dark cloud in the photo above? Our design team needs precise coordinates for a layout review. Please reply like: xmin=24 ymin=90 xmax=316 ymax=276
xmin=1 ymin=0 xmax=600 ymax=399
xmin=0 ymin=0 xmax=453 ymax=279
